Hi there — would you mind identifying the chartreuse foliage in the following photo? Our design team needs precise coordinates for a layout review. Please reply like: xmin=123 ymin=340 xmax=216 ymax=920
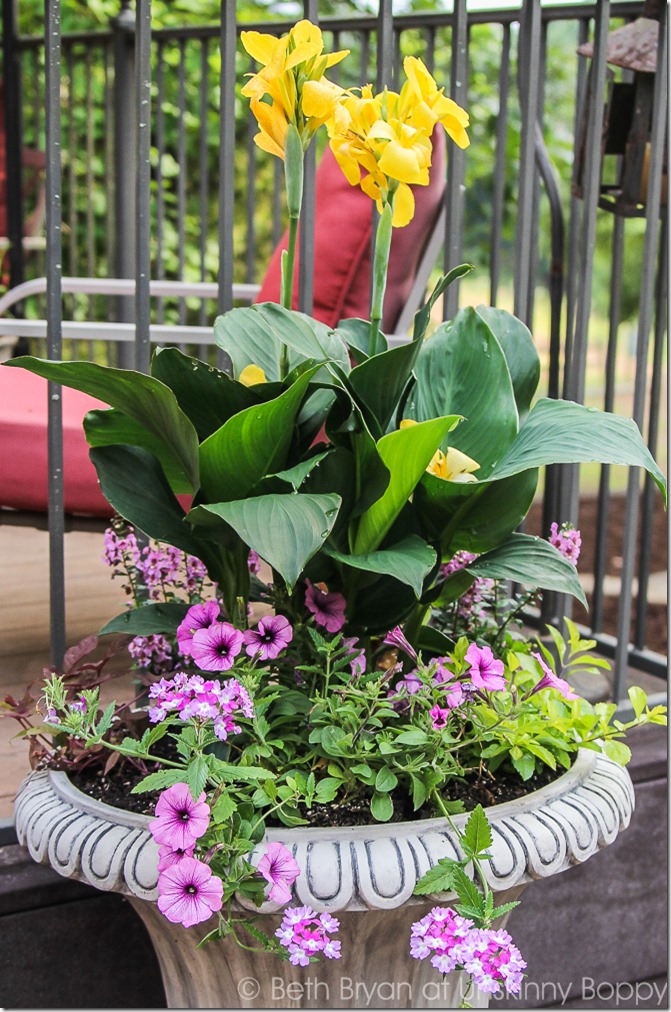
xmin=5 ymin=267 xmax=666 ymax=639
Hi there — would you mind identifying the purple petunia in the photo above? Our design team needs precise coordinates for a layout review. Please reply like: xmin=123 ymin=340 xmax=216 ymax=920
xmin=243 ymin=615 xmax=293 ymax=661
xmin=176 ymin=601 xmax=221 ymax=656
xmin=430 ymin=704 xmax=450 ymax=730
xmin=383 ymin=626 xmax=418 ymax=661
xmin=191 ymin=622 xmax=244 ymax=672
xmin=149 ymin=783 xmax=210 ymax=852
xmin=343 ymin=637 xmax=367 ymax=678
xmin=464 ymin=643 xmax=507 ymax=692
xmin=528 ymin=652 xmax=579 ymax=700
xmin=257 ymin=842 xmax=301 ymax=904
xmin=157 ymin=857 xmax=224 ymax=928
xmin=304 ymin=579 xmax=347 ymax=633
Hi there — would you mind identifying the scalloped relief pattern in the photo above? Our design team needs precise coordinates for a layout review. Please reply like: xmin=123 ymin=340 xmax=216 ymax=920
xmin=14 ymin=750 xmax=634 ymax=913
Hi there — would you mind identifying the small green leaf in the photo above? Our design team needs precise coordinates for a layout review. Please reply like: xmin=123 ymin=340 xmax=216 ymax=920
xmin=99 ymin=602 xmax=190 ymax=637
xmin=413 ymin=858 xmax=460 ymax=896
xmin=375 ymin=767 xmax=398 ymax=793
xmin=462 ymin=804 xmax=493 ymax=859
xmin=211 ymin=794 xmax=237 ymax=822
xmin=130 ymin=769 xmax=186 ymax=794
xmin=628 ymin=685 xmax=647 ymax=720
xmin=603 ymin=739 xmax=632 ymax=766
xmin=510 ymin=751 xmax=536 ymax=780
xmin=370 ymin=791 xmax=394 ymax=822
xmin=490 ymin=899 xmax=521 ymax=920
xmin=187 ymin=756 xmax=209 ymax=800
xmin=395 ymin=728 xmax=429 ymax=746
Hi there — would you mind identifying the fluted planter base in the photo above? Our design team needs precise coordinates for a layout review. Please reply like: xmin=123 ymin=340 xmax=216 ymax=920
xmin=14 ymin=751 xmax=635 ymax=1010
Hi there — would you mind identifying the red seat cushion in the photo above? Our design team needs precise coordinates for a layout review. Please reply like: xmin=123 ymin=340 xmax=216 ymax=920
xmin=0 ymin=367 xmax=112 ymax=517
xmin=256 ymin=126 xmax=446 ymax=332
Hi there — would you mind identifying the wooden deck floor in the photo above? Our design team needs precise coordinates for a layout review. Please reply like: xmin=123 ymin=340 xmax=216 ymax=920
xmin=0 ymin=525 xmax=133 ymax=818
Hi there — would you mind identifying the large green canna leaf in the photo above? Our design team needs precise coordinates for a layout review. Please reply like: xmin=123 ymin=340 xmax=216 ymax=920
xmin=214 ymin=304 xmax=350 ymax=381
xmin=474 ymin=306 xmax=540 ymax=422
xmin=324 ymin=535 xmax=436 ymax=598
xmin=334 ymin=318 xmax=387 ymax=362
xmin=89 ymin=444 xmax=206 ymax=559
xmin=198 ymin=367 xmax=318 ymax=503
xmin=406 ymin=307 xmax=519 ymax=473
xmin=150 ymin=347 xmax=262 ymax=440
xmin=353 ymin=415 xmax=461 ymax=554
xmin=84 ymin=409 xmax=193 ymax=494
xmin=99 ymin=602 xmax=190 ymax=637
xmin=6 ymin=357 xmax=200 ymax=491
xmin=189 ymin=493 xmax=342 ymax=590
xmin=347 ymin=339 xmax=422 ymax=438
xmin=488 ymin=398 xmax=667 ymax=501
xmin=465 ymin=532 xmax=587 ymax=605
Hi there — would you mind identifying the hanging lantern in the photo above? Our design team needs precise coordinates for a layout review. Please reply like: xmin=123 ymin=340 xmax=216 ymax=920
xmin=573 ymin=0 xmax=667 ymax=216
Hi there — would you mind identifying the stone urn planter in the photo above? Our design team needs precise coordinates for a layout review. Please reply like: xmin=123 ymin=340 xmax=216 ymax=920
xmin=15 ymin=750 xmax=634 ymax=1010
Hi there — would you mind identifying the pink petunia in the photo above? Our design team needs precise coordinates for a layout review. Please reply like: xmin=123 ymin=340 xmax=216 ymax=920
xmin=465 ymin=643 xmax=506 ymax=692
xmin=157 ymin=857 xmax=224 ymax=928
xmin=529 ymin=652 xmax=579 ymax=700
xmin=176 ymin=601 xmax=221 ymax=656
xmin=430 ymin=704 xmax=450 ymax=729
xmin=304 ymin=579 xmax=347 ymax=633
xmin=383 ymin=626 xmax=418 ymax=661
xmin=257 ymin=841 xmax=301 ymax=904
xmin=190 ymin=622 xmax=244 ymax=672
xmin=157 ymin=843 xmax=194 ymax=873
xmin=149 ymin=783 xmax=211 ymax=852
xmin=243 ymin=615 xmax=293 ymax=661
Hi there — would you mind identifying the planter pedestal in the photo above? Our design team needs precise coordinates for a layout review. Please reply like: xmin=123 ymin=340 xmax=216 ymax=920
xmin=14 ymin=750 xmax=634 ymax=1010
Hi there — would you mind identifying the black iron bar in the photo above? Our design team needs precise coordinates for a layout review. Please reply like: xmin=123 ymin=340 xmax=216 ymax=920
xmin=443 ymin=0 xmax=467 ymax=320
xmin=134 ymin=0 xmax=151 ymax=374
xmin=489 ymin=23 xmax=510 ymax=308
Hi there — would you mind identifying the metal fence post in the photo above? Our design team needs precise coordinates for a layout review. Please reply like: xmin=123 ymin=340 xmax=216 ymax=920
xmin=2 ymin=0 xmax=25 ymax=294
xmin=112 ymin=0 xmax=136 ymax=368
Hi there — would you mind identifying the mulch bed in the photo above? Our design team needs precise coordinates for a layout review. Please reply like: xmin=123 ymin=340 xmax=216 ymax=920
xmin=526 ymin=494 xmax=667 ymax=656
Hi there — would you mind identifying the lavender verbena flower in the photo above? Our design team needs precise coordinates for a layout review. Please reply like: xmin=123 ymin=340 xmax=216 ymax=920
xmin=128 ymin=633 xmax=173 ymax=673
xmin=247 ymin=550 xmax=261 ymax=575
xmin=150 ymin=783 xmax=210 ymax=851
xmin=102 ymin=526 xmax=140 ymax=571
xmin=276 ymin=906 xmax=341 ymax=966
xmin=343 ymin=637 xmax=367 ymax=678
xmin=388 ymin=668 xmax=422 ymax=712
xmin=69 ymin=696 xmax=87 ymax=714
xmin=549 ymin=522 xmax=582 ymax=565
xmin=304 ymin=579 xmax=347 ymax=633
xmin=176 ymin=601 xmax=221 ymax=656
xmin=458 ymin=927 xmax=527 ymax=996
xmin=139 ymin=544 xmax=183 ymax=599
xmin=383 ymin=625 xmax=418 ymax=661
xmin=442 ymin=551 xmax=495 ymax=622
xmin=46 ymin=707 xmax=60 ymax=724
xmin=157 ymin=857 xmax=224 ymax=928
xmin=257 ymin=842 xmax=301 ymax=905
xmin=191 ymin=622 xmax=244 ymax=672
xmin=527 ymin=652 xmax=579 ymax=701
xmin=464 ymin=643 xmax=507 ymax=692
xmin=184 ymin=554 xmax=208 ymax=594
xmin=243 ymin=615 xmax=293 ymax=661
xmin=157 ymin=843 xmax=194 ymax=873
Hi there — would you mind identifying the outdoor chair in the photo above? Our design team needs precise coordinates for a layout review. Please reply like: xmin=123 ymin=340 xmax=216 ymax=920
xmin=0 ymin=132 xmax=446 ymax=523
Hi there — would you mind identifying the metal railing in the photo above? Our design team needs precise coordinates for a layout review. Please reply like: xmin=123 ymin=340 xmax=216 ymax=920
xmin=0 ymin=1 xmax=667 ymax=701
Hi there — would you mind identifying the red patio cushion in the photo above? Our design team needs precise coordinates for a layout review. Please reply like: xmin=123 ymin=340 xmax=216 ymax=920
xmin=0 ymin=367 xmax=112 ymax=517
xmin=256 ymin=126 xmax=446 ymax=332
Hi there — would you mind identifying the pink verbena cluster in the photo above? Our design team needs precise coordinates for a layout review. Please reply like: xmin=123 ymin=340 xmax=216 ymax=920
xmin=147 ymin=672 xmax=253 ymax=741
xmin=150 ymin=783 xmax=223 ymax=928
xmin=442 ymin=551 xmax=495 ymax=622
xmin=549 ymin=522 xmax=582 ymax=565
xmin=410 ymin=907 xmax=525 ymax=995
xmin=103 ymin=525 xmax=140 ymax=571
xmin=276 ymin=906 xmax=341 ymax=966
xmin=128 ymin=633 xmax=173 ymax=673
xmin=102 ymin=526 xmax=210 ymax=600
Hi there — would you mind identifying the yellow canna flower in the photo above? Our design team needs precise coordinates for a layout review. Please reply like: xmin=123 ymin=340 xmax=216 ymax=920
xmin=241 ymin=20 xmax=349 ymax=159
xmin=239 ymin=364 xmax=267 ymax=387
xmin=399 ymin=420 xmax=479 ymax=481
xmin=400 ymin=57 xmax=470 ymax=150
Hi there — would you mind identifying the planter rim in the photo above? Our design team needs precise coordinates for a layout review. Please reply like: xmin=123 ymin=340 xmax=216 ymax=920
xmin=46 ymin=747 xmax=595 ymax=840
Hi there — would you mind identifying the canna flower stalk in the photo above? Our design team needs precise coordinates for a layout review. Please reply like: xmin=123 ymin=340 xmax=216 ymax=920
xmin=326 ymin=59 xmax=469 ymax=354
xmin=241 ymin=21 xmax=349 ymax=323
